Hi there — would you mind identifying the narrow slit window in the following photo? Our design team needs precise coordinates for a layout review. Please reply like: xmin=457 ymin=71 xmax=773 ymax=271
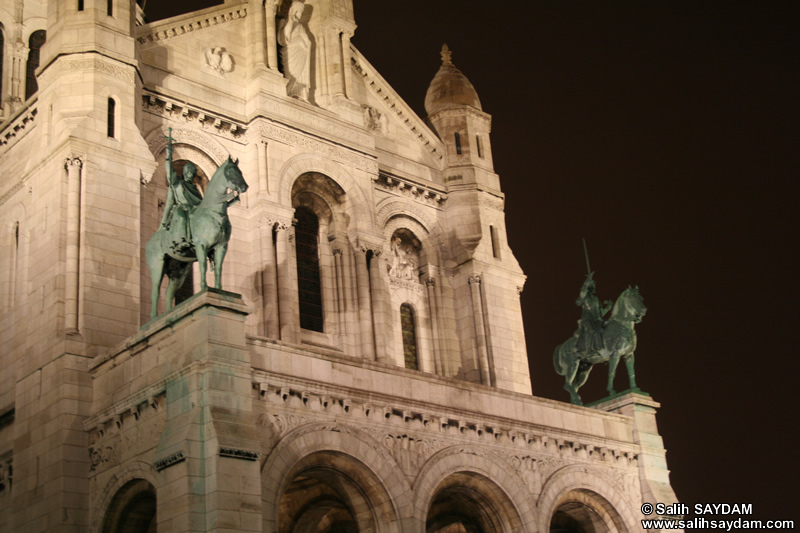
xmin=107 ymin=98 xmax=116 ymax=138
xmin=476 ymin=134 xmax=483 ymax=158
xmin=401 ymin=303 xmax=418 ymax=370
xmin=295 ymin=206 xmax=323 ymax=332
xmin=107 ymin=0 xmax=113 ymax=16
xmin=490 ymin=225 xmax=501 ymax=259
xmin=78 ymin=0 xmax=84 ymax=11
xmin=454 ymin=132 xmax=462 ymax=155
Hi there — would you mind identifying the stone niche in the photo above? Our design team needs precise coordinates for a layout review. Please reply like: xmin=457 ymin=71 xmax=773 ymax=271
xmin=387 ymin=228 xmax=421 ymax=282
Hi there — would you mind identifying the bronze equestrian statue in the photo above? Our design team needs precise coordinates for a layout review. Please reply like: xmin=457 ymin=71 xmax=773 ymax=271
xmin=554 ymin=273 xmax=647 ymax=405
xmin=145 ymin=130 xmax=248 ymax=319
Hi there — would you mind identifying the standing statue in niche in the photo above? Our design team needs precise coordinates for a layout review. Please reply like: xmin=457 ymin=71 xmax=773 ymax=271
xmin=278 ymin=0 xmax=311 ymax=101
xmin=553 ymin=243 xmax=647 ymax=405
xmin=145 ymin=129 xmax=249 ymax=319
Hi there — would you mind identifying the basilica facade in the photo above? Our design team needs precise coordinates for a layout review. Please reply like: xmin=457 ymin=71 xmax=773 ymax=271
xmin=0 ymin=1 xmax=679 ymax=531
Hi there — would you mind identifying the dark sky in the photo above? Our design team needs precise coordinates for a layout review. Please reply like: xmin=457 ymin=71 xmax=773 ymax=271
xmin=149 ymin=0 xmax=798 ymax=522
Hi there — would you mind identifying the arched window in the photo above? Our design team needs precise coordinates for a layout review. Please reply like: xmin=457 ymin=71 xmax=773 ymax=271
xmin=295 ymin=206 xmax=323 ymax=332
xmin=25 ymin=30 xmax=46 ymax=100
xmin=107 ymin=98 xmax=116 ymax=138
xmin=454 ymin=132 xmax=462 ymax=155
xmin=400 ymin=303 xmax=418 ymax=370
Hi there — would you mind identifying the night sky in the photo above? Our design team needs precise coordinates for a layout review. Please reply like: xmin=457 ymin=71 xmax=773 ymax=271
xmin=149 ymin=1 xmax=798 ymax=523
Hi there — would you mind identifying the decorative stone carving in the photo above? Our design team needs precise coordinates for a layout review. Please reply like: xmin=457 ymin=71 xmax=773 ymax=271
xmin=388 ymin=231 xmax=420 ymax=282
xmin=154 ymin=451 xmax=186 ymax=472
xmin=204 ymin=47 xmax=234 ymax=74
xmin=362 ymin=105 xmax=383 ymax=132
xmin=136 ymin=7 xmax=248 ymax=47
xmin=278 ymin=1 xmax=312 ymax=101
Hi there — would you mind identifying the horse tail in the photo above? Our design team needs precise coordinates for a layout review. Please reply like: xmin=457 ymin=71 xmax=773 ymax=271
xmin=553 ymin=340 xmax=568 ymax=376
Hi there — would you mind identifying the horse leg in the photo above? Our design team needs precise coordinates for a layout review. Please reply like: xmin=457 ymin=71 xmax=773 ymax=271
xmin=624 ymin=353 xmax=637 ymax=390
xmin=563 ymin=357 xmax=583 ymax=405
xmin=149 ymin=256 xmax=165 ymax=319
xmin=213 ymin=243 xmax=227 ymax=289
xmin=196 ymin=244 xmax=209 ymax=291
xmin=607 ymin=351 xmax=620 ymax=396
xmin=165 ymin=263 xmax=190 ymax=312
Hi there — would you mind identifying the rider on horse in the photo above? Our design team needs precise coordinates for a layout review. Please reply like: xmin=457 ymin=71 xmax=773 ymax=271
xmin=159 ymin=135 xmax=203 ymax=256
xmin=574 ymin=272 xmax=613 ymax=354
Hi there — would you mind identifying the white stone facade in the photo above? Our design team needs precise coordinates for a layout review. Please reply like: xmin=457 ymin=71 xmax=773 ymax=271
xmin=0 ymin=1 xmax=680 ymax=531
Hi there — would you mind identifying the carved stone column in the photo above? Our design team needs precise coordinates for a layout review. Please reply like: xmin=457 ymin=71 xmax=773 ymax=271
xmin=251 ymin=0 xmax=267 ymax=70
xmin=327 ymin=26 xmax=344 ymax=97
xmin=257 ymin=140 xmax=269 ymax=194
xmin=65 ymin=156 xmax=83 ymax=333
xmin=368 ymin=248 xmax=390 ymax=363
xmin=426 ymin=277 xmax=444 ymax=375
xmin=354 ymin=246 xmax=375 ymax=360
xmin=259 ymin=218 xmax=279 ymax=338
xmin=468 ymin=274 xmax=491 ymax=386
xmin=265 ymin=0 xmax=280 ymax=71
xmin=332 ymin=248 xmax=346 ymax=334
xmin=276 ymin=220 xmax=299 ymax=343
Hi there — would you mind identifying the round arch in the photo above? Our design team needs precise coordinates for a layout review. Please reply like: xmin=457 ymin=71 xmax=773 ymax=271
xmin=144 ymin=125 xmax=230 ymax=171
xmin=537 ymin=465 xmax=639 ymax=533
xmin=92 ymin=461 xmax=159 ymax=533
xmin=413 ymin=446 xmax=535 ymax=533
xmin=262 ymin=423 xmax=413 ymax=533
xmin=276 ymin=153 xmax=371 ymax=230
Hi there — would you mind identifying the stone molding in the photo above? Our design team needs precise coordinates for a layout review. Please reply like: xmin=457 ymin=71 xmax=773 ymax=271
xmin=255 ymin=120 xmax=377 ymax=173
xmin=374 ymin=172 xmax=447 ymax=208
xmin=91 ymin=461 xmax=160 ymax=533
xmin=136 ymin=7 xmax=248 ymax=47
xmin=143 ymin=123 xmax=231 ymax=168
xmin=39 ymin=55 xmax=136 ymax=86
xmin=350 ymin=49 xmax=443 ymax=163
xmin=0 ymin=105 xmax=37 ymax=153
xmin=142 ymin=93 xmax=246 ymax=141
xmin=252 ymin=378 xmax=640 ymax=479
xmin=250 ymin=102 xmax=374 ymax=149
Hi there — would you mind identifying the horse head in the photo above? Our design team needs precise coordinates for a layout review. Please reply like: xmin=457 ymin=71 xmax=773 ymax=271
xmin=612 ymin=285 xmax=647 ymax=323
xmin=222 ymin=156 xmax=249 ymax=195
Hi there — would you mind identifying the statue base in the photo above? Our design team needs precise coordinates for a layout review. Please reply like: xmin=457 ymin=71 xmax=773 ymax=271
xmin=584 ymin=387 xmax=650 ymax=407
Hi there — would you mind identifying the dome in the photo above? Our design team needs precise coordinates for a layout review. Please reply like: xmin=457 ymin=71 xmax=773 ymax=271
xmin=424 ymin=44 xmax=482 ymax=115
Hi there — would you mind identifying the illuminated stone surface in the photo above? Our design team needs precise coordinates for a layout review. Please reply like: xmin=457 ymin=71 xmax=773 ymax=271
xmin=0 ymin=1 xmax=680 ymax=531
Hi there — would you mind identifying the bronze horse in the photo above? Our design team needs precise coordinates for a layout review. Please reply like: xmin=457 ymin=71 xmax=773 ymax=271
xmin=145 ymin=157 xmax=248 ymax=319
xmin=553 ymin=286 xmax=646 ymax=405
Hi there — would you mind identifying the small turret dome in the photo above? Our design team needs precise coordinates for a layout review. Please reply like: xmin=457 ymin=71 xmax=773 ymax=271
xmin=424 ymin=44 xmax=482 ymax=115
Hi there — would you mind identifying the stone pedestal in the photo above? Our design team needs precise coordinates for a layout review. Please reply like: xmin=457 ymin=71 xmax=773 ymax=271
xmin=150 ymin=289 xmax=261 ymax=532
xmin=593 ymin=391 xmax=681 ymax=521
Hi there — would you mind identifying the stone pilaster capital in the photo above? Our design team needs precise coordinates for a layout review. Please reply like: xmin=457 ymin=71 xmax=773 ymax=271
xmin=425 ymin=277 xmax=436 ymax=287
xmin=332 ymin=248 xmax=343 ymax=257
xmin=64 ymin=156 xmax=83 ymax=171
xmin=468 ymin=273 xmax=482 ymax=285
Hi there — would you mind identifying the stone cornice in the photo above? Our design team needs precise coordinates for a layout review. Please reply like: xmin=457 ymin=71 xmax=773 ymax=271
xmin=0 ymin=105 xmax=37 ymax=154
xmin=136 ymin=4 xmax=248 ymax=48
xmin=374 ymin=171 xmax=447 ymax=209
xmin=350 ymin=47 xmax=443 ymax=164
xmin=252 ymin=376 xmax=641 ymax=473
xmin=142 ymin=92 xmax=247 ymax=142
xmin=253 ymin=118 xmax=378 ymax=174
xmin=251 ymin=96 xmax=375 ymax=150
xmin=428 ymin=104 xmax=493 ymax=128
